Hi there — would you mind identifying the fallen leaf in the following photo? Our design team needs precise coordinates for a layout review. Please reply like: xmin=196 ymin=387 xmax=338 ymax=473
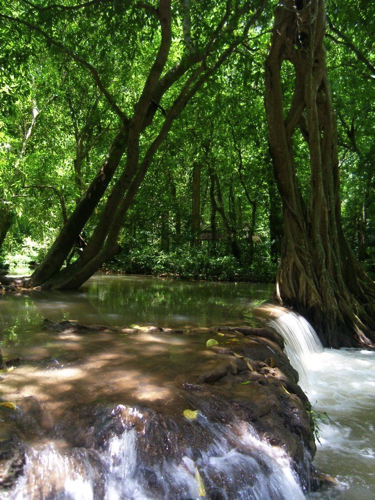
xmin=0 ymin=402 xmax=17 ymax=410
xmin=241 ymin=381 xmax=252 ymax=385
xmin=216 ymin=332 xmax=225 ymax=336
xmin=282 ymin=385 xmax=291 ymax=395
xmin=6 ymin=367 xmax=14 ymax=372
xmin=195 ymin=467 xmax=206 ymax=497
xmin=183 ymin=409 xmax=198 ymax=420
xmin=233 ymin=352 xmax=244 ymax=359
xmin=269 ymin=358 xmax=275 ymax=368
xmin=206 ymin=339 xmax=219 ymax=347
xmin=246 ymin=360 xmax=254 ymax=371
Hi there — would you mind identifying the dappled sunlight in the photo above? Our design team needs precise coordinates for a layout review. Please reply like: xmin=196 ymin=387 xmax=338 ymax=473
xmin=0 ymin=318 xmax=227 ymax=424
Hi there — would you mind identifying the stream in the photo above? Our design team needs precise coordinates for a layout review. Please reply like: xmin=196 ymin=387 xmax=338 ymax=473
xmin=0 ymin=274 xmax=374 ymax=499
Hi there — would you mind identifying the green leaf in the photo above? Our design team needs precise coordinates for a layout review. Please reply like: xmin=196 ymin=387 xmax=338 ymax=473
xmin=206 ymin=339 xmax=219 ymax=347
xmin=183 ymin=409 xmax=198 ymax=420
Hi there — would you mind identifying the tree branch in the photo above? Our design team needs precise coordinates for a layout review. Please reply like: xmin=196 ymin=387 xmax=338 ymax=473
xmin=136 ymin=1 xmax=158 ymax=17
xmin=21 ymin=0 xmax=114 ymax=12
xmin=24 ymin=185 xmax=68 ymax=225
xmin=327 ymin=19 xmax=375 ymax=77
xmin=0 ymin=13 xmax=129 ymax=124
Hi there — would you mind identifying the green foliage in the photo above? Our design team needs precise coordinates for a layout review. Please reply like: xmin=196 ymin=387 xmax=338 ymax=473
xmin=0 ymin=0 xmax=373 ymax=285
xmin=306 ymin=404 xmax=332 ymax=445
xmin=105 ymin=246 xmax=276 ymax=283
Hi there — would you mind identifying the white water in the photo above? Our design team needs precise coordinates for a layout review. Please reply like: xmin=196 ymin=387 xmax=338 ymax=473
xmin=269 ymin=311 xmax=375 ymax=500
xmin=7 ymin=409 xmax=305 ymax=500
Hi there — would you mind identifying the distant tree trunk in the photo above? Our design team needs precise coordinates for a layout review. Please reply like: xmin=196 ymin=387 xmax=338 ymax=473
xmin=209 ymin=171 xmax=217 ymax=253
xmin=212 ymin=171 xmax=241 ymax=261
xmin=167 ymin=170 xmax=181 ymax=245
xmin=265 ymin=0 xmax=375 ymax=347
xmin=161 ymin=212 xmax=170 ymax=252
xmin=0 ymin=204 xmax=13 ymax=249
xmin=191 ymin=162 xmax=201 ymax=247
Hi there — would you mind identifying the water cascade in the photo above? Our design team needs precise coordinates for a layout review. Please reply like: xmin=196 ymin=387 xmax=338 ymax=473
xmin=268 ymin=308 xmax=375 ymax=500
xmin=267 ymin=310 xmax=324 ymax=390
xmin=5 ymin=405 xmax=307 ymax=500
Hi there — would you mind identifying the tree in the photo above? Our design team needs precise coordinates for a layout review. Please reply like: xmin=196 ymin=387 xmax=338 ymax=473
xmin=265 ymin=0 xmax=375 ymax=347
xmin=1 ymin=0 xmax=267 ymax=289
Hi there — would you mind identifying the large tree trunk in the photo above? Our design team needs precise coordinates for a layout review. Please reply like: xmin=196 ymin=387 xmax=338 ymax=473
xmin=265 ymin=0 xmax=375 ymax=347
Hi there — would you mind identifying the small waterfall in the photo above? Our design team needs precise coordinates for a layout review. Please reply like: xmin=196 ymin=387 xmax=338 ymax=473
xmin=268 ymin=310 xmax=324 ymax=391
xmin=7 ymin=406 xmax=307 ymax=500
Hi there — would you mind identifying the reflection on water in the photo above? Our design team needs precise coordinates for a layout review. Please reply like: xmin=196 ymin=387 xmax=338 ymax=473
xmin=0 ymin=275 xmax=273 ymax=346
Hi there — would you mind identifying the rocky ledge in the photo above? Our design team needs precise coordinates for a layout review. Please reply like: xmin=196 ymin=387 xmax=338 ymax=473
xmin=0 ymin=320 xmax=319 ymax=498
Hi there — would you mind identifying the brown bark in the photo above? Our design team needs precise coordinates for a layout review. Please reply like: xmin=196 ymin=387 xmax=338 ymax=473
xmin=191 ymin=162 xmax=201 ymax=247
xmin=0 ymin=205 xmax=13 ymax=249
xmin=209 ymin=171 xmax=217 ymax=253
xmin=212 ymin=171 xmax=241 ymax=261
xmin=265 ymin=0 xmax=375 ymax=347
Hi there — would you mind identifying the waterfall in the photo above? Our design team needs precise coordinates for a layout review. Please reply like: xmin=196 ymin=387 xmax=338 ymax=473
xmin=268 ymin=310 xmax=324 ymax=391
xmin=267 ymin=308 xmax=375 ymax=500
xmin=6 ymin=406 xmax=307 ymax=500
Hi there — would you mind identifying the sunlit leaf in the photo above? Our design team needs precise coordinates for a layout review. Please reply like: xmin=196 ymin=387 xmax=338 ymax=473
xmin=195 ymin=467 xmax=206 ymax=497
xmin=183 ymin=409 xmax=198 ymax=420
xmin=0 ymin=402 xmax=17 ymax=410
xmin=246 ymin=360 xmax=254 ymax=371
xmin=241 ymin=381 xmax=251 ymax=385
xmin=233 ymin=352 xmax=244 ymax=359
xmin=206 ymin=339 xmax=219 ymax=347
xmin=216 ymin=332 xmax=225 ymax=336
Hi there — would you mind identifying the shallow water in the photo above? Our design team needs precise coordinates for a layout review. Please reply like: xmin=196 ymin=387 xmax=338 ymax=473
xmin=1 ymin=275 xmax=272 ymax=337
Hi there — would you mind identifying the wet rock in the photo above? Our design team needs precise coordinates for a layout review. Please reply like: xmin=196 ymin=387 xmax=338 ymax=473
xmin=234 ymin=326 xmax=284 ymax=347
xmin=0 ymin=426 xmax=26 ymax=490
xmin=0 ymin=319 xmax=319 ymax=498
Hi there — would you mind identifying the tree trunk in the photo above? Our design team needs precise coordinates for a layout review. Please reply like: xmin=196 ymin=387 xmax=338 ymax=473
xmin=0 ymin=204 xmax=13 ymax=250
xmin=191 ymin=162 xmax=201 ymax=247
xmin=30 ymin=125 xmax=128 ymax=286
xmin=265 ymin=0 xmax=375 ymax=347
xmin=209 ymin=171 xmax=217 ymax=253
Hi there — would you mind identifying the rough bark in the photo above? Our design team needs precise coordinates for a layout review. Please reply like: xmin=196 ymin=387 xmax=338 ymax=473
xmin=265 ymin=0 xmax=375 ymax=347
xmin=191 ymin=162 xmax=201 ymax=247
xmin=0 ymin=204 xmax=13 ymax=250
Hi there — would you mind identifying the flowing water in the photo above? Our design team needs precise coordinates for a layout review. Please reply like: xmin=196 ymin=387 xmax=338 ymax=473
xmin=0 ymin=275 xmax=374 ymax=499
xmin=268 ymin=308 xmax=375 ymax=500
